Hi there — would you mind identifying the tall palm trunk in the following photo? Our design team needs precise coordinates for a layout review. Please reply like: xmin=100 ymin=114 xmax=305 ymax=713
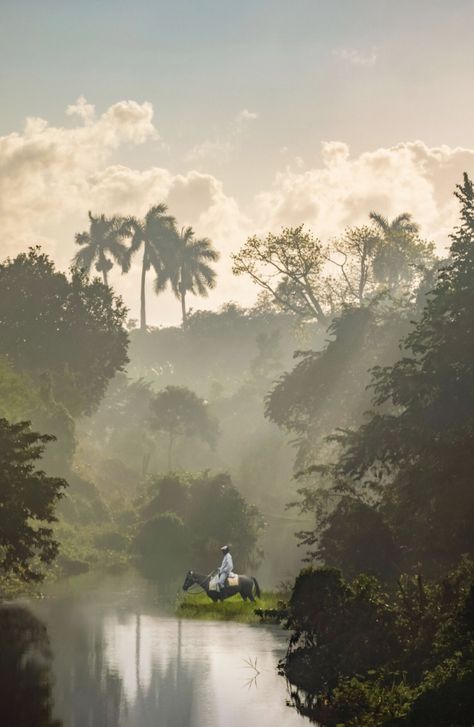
xmin=180 ymin=288 xmax=187 ymax=328
xmin=168 ymin=432 xmax=174 ymax=470
xmin=179 ymin=265 xmax=187 ymax=328
xmin=140 ymin=247 xmax=147 ymax=331
xmin=99 ymin=250 xmax=109 ymax=287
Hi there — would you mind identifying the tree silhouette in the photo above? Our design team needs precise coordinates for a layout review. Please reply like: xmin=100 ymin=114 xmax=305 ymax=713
xmin=160 ymin=226 xmax=219 ymax=327
xmin=232 ymin=226 xmax=330 ymax=323
xmin=149 ymin=385 xmax=218 ymax=469
xmin=0 ymin=418 xmax=67 ymax=581
xmin=0 ymin=248 xmax=129 ymax=417
xmin=73 ymin=211 xmax=128 ymax=286
xmin=122 ymin=204 xmax=176 ymax=331
xmin=300 ymin=176 xmax=474 ymax=572
xmin=369 ymin=211 xmax=432 ymax=287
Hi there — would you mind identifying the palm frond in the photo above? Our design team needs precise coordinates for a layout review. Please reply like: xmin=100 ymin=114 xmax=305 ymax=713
xmin=146 ymin=241 xmax=165 ymax=273
xmin=145 ymin=203 xmax=176 ymax=230
xmin=153 ymin=267 xmax=173 ymax=295
xmin=108 ymin=238 xmax=129 ymax=268
xmin=127 ymin=222 xmax=146 ymax=255
xmin=72 ymin=243 xmax=97 ymax=273
xmin=75 ymin=231 xmax=91 ymax=247
xmin=391 ymin=213 xmax=419 ymax=233
xmin=194 ymin=264 xmax=216 ymax=293
xmin=190 ymin=238 xmax=220 ymax=261
xmin=369 ymin=211 xmax=389 ymax=233
xmin=199 ymin=262 xmax=217 ymax=286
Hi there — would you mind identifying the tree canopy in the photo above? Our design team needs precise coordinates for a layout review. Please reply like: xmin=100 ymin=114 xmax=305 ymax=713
xmin=149 ymin=385 xmax=219 ymax=468
xmin=135 ymin=471 xmax=263 ymax=578
xmin=0 ymin=419 xmax=67 ymax=582
xmin=161 ymin=225 xmax=219 ymax=327
xmin=369 ymin=211 xmax=434 ymax=288
xmin=291 ymin=174 xmax=474 ymax=575
xmin=232 ymin=226 xmax=331 ymax=323
xmin=73 ymin=210 xmax=129 ymax=287
xmin=122 ymin=203 xmax=176 ymax=331
xmin=232 ymin=219 xmax=435 ymax=322
xmin=0 ymin=248 xmax=129 ymax=416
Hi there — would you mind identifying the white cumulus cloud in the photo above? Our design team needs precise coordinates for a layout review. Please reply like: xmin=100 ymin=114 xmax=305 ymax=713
xmin=0 ymin=98 xmax=158 ymax=259
xmin=0 ymin=99 xmax=473 ymax=324
xmin=0 ymin=99 xmax=251 ymax=324
xmin=333 ymin=47 xmax=377 ymax=67
xmin=255 ymin=140 xmax=474 ymax=252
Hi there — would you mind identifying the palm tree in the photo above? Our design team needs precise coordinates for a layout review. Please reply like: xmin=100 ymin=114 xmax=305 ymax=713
xmin=156 ymin=226 xmax=219 ymax=327
xmin=122 ymin=204 xmax=176 ymax=331
xmin=369 ymin=211 xmax=419 ymax=287
xmin=73 ymin=211 xmax=128 ymax=286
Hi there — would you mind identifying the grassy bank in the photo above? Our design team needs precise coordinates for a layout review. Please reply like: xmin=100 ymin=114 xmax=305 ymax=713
xmin=176 ymin=590 xmax=287 ymax=623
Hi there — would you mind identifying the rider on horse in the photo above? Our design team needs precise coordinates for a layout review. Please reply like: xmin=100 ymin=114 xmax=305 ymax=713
xmin=216 ymin=544 xmax=233 ymax=593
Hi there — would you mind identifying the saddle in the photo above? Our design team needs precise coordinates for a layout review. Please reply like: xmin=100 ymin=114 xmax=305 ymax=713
xmin=209 ymin=573 xmax=239 ymax=591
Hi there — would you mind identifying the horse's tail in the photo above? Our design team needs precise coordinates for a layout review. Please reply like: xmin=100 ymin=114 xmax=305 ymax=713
xmin=252 ymin=577 xmax=261 ymax=599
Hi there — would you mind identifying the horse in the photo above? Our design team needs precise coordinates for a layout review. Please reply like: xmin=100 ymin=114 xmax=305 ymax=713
xmin=182 ymin=570 xmax=261 ymax=602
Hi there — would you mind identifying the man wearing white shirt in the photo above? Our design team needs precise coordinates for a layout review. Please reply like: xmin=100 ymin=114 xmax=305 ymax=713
xmin=217 ymin=544 xmax=233 ymax=592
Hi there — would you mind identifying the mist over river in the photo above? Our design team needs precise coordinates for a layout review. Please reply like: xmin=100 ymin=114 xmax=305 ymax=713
xmin=2 ymin=570 xmax=307 ymax=727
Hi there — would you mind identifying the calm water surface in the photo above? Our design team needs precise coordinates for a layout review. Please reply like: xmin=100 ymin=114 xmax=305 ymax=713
xmin=5 ymin=570 xmax=308 ymax=727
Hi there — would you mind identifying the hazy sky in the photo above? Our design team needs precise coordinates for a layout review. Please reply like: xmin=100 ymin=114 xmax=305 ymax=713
xmin=1 ymin=0 xmax=474 ymax=325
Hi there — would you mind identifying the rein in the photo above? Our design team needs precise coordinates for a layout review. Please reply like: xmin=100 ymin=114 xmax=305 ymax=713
xmin=186 ymin=572 xmax=213 ymax=594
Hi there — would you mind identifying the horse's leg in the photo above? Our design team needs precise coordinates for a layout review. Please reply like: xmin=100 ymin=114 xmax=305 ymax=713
xmin=248 ymin=581 xmax=255 ymax=602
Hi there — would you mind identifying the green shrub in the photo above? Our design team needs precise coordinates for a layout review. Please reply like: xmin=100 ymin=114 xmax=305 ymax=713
xmin=93 ymin=531 xmax=128 ymax=552
xmin=133 ymin=513 xmax=189 ymax=579
xmin=282 ymin=560 xmax=474 ymax=726
xmin=135 ymin=471 xmax=263 ymax=578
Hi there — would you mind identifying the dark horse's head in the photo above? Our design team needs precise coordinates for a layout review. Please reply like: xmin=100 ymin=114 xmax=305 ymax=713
xmin=182 ymin=570 xmax=196 ymax=591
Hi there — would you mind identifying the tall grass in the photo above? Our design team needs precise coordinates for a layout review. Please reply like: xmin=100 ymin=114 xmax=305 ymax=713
xmin=176 ymin=591 xmax=287 ymax=623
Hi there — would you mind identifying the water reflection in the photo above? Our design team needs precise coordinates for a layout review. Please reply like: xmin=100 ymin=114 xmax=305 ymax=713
xmin=0 ymin=604 xmax=61 ymax=727
xmin=7 ymin=571 xmax=306 ymax=727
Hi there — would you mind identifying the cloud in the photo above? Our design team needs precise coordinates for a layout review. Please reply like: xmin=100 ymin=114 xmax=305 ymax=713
xmin=255 ymin=140 xmax=474 ymax=251
xmin=236 ymin=109 xmax=258 ymax=123
xmin=0 ymin=98 xmax=473 ymax=324
xmin=186 ymin=109 xmax=258 ymax=163
xmin=0 ymin=98 xmax=158 ymax=254
xmin=333 ymin=47 xmax=377 ymax=66
xmin=66 ymin=95 xmax=96 ymax=124
xmin=0 ymin=99 xmax=252 ymax=324
xmin=0 ymin=98 xmax=158 ymax=253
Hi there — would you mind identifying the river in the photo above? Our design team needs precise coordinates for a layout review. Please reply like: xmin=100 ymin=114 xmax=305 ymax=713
xmin=0 ymin=570 xmax=308 ymax=727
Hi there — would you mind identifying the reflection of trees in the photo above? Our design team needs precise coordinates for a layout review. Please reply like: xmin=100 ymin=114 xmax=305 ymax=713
xmin=134 ymin=618 xmax=195 ymax=727
xmin=0 ymin=605 xmax=61 ymax=727
xmin=38 ymin=594 xmax=199 ymax=727
xmin=39 ymin=598 xmax=123 ymax=727
xmin=117 ymin=612 xmax=196 ymax=727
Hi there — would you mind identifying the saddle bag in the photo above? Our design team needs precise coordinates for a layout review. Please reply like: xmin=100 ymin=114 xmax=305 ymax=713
xmin=227 ymin=573 xmax=239 ymax=587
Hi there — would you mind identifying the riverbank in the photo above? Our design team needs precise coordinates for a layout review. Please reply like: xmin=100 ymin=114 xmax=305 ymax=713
xmin=176 ymin=590 xmax=287 ymax=623
xmin=1 ymin=569 xmax=307 ymax=727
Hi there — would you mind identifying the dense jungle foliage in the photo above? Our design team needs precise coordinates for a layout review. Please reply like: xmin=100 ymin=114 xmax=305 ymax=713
xmin=282 ymin=561 xmax=474 ymax=727
xmin=134 ymin=471 xmax=263 ymax=579
xmin=0 ymin=174 xmax=472 ymax=725
xmin=265 ymin=175 xmax=474 ymax=725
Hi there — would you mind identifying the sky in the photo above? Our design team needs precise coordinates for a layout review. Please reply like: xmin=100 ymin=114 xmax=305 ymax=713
xmin=1 ymin=0 xmax=474 ymax=325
